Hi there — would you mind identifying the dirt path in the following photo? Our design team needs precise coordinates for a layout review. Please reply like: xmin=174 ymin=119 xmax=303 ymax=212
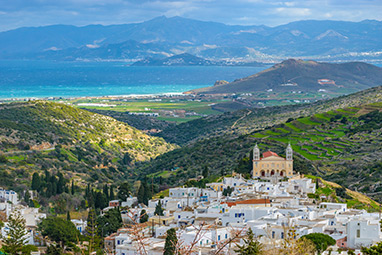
xmin=231 ymin=109 xmax=252 ymax=129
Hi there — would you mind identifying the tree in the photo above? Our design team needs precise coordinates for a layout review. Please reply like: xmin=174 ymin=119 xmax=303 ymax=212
xmin=137 ymin=180 xmax=151 ymax=205
xmin=164 ymin=228 xmax=178 ymax=255
xmin=71 ymin=180 xmax=75 ymax=195
xmin=97 ymin=208 xmax=122 ymax=237
xmin=24 ymin=191 xmax=31 ymax=205
xmin=154 ymin=201 xmax=164 ymax=216
xmin=0 ymin=154 xmax=8 ymax=163
xmin=66 ymin=211 xmax=71 ymax=221
xmin=31 ymin=173 xmax=41 ymax=191
xmin=117 ymin=182 xmax=130 ymax=201
xmin=140 ymin=209 xmax=149 ymax=223
xmin=103 ymin=185 xmax=109 ymax=201
xmin=38 ymin=216 xmax=79 ymax=248
xmin=223 ymin=186 xmax=234 ymax=196
xmin=235 ymin=228 xmax=263 ymax=255
xmin=301 ymin=233 xmax=335 ymax=254
xmin=85 ymin=208 xmax=102 ymax=253
xmin=109 ymin=185 xmax=115 ymax=200
xmin=121 ymin=152 xmax=132 ymax=165
xmin=362 ymin=242 xmax=382 ymax=254
xmin=2 ymin=212 xmax=28 ymax=255
xmin=45 ymin=244 xmax=63 ymax=255
xmin=56 ymin=172 xmax=65 ymax=195
xmin=21 ymin=245 xmax=38 ymax=255
xmin=94 ymin=191 xmax=108 ymax=209
xmin=202 ymin=165 xmax=209 ymax=178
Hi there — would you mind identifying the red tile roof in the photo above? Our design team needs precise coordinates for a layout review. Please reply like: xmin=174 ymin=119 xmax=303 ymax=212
xmin=221 ymin=199 xmax=271 ymax=207
xmin=262 ymin=151 xmax=279 ymax=158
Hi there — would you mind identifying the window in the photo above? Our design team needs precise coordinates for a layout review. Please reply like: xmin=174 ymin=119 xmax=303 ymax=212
xmin=225 ymin=234 xmax=228 ymax=238
xmin=272 ymin=231 xmax=275 ymax=239
xmin=281 ymin=232 xmax=284 ymax=239
xmin=357 ymin=229 xmax=360 ymax=238
xmin=178 ymin=215 xmax=181 ymax=219
xmin=200 ymin=241 xmax=203 ymax=245
xmin=218 ymin=235 xmax=221 ymax=241
xmin=117 ymin=240 xmax=120 ymax=245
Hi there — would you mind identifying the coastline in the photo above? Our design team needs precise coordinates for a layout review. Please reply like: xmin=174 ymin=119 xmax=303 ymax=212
xmin=0 ymin=91 xmax=190 ymax=103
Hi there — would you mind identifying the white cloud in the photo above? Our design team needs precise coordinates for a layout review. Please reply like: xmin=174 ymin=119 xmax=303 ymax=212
xmin=275 ymin=7 xmax=311 ymax=16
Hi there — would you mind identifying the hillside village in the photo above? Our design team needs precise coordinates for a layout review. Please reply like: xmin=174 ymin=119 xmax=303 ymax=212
xmin=1 ymin=144 xmax=381 ymax=254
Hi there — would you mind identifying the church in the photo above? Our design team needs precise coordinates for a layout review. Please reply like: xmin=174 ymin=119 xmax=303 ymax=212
xmin=252 ymin=144 xmax=293 ymax=178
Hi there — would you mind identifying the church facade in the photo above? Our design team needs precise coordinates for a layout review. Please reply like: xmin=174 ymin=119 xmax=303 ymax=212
xmin=252 ymin=144 xmax=293 ymax=178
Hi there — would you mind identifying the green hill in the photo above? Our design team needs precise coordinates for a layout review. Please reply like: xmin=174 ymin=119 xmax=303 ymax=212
xmin=189 ymin=59 xmax=382 ymax=94
xmin=158 ymin=86 xmax=382 ymax=145
xmin=136 ymin=88 xmax=382 ymax=202
xmin=0 ymin=101 xmax=176 ymax=190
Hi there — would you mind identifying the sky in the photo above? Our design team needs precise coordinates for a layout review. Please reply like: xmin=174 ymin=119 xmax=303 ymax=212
xmin=0 ymin=0 xmax=381 ymax=32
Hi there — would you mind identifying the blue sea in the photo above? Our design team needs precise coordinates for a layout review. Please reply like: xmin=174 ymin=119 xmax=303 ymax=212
xmin=0 ymin=60 xmax=268 ymax=99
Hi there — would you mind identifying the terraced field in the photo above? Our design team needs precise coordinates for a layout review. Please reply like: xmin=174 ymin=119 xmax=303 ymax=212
xmin=252 ymin=104 xmax=381 ymax=161
xmin=248 ymin=103 xmax=382 ymax=202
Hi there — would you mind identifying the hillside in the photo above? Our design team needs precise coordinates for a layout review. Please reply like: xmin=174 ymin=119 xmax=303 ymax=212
xmin=137 ymin=87 xmax=382 ymax=203
xmin=157 ymin=86 xmax=382 ymax=145
xmin=1 ymin=17 xmax=382 ymax=61
xmin=0 ymin=101 xmax=176 ymax=190
xmin=189 ymin=59 xmax=382 ymax=94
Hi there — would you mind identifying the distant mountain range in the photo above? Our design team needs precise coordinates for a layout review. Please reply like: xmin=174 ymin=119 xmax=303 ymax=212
xmin=1 ymin=16 xmax=382 ymax=62
xmin=189 ymin=59 xmax=382 ymax=94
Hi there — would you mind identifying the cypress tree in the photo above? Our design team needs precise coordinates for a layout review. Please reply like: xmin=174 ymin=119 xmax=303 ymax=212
xmin=202 ymin=165 xmax=209 ymax=178
xmin=45 ymin=169 xmax=50 ymax=184
xmin=57 ymin=172 xmax=64 ymax=194
xmin=154 ymin=201 xmax=164 ymax=216
xmin=24 ymin=190 xmax=31 ymax=205
xmin=109 ymin=185 xmax=115 ymax=200
xmin=164 ymin=228 xmax=177 ymax=255
xmin=31 ymin=173 xmax=41 ymax=191
xmin=67 ymin=211 xmax=71 ymax=221
xmin=143 ymin=181 xmax=152 ymax=205
xmin=71 ymin=180 xmax=75 ymax=195
xmin=103 ymin=185 xmax=109 ymax=201
xmin=140 ymin=209 xmax=149 ymax=223
xmin=137 ymin=183 xmax=145 ymax=204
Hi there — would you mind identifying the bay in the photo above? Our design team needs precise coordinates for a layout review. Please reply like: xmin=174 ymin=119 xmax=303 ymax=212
xmin=0 ymin=60 xmax=268 ymax=99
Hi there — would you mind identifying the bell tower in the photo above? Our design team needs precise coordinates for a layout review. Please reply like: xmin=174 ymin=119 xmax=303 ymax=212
xmin=286 ymin=143 xmax=293 ymax=161
xmin=253 ymin=144 xmax=260 ymax=161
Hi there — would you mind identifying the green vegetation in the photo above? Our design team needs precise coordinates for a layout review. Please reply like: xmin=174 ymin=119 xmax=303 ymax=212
xmin=301 ymin=233 xmax=336 ymax=254
xmin=235 ymin=229 xmax=263 ymax=255
xmin=362 ymin=242 xmax=382 ymax=254
xmin=132 ymin=86 xmax=382 ymax=205
xmin=61 ymin=96 xmax=225 ymax=124
xmin=157 ymin=86 xmax=382 ymax=145
xmin=39 ymin=216 xmax=80 ymax=249
xmin=164 ymin=228 xmax=178 ymax=255
xmin=1 ymin=212 xmax=32 ymax=255
xmin=0 ymin=101 xmax=176 ymax=213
